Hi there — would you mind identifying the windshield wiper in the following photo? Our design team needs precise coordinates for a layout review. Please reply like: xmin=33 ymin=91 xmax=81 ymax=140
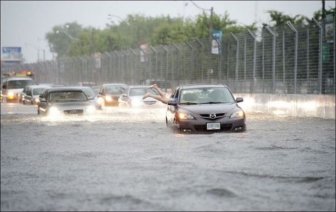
xmin=180 ymin=102 xmax=198 ymax=105
xmin=200 ymin=101 xmax=225 ymax=104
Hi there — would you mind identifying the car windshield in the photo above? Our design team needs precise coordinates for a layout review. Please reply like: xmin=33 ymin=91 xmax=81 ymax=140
xmin=81 ymin=87 xmax=95 ymax=99
xmin=48 ymin=91 xmax=88 ymax=102
xmin=32 ymin=88 xmax=47 ymax=96
xmin=179 ymin=87 xmax=235 ymax=104
xmin=7 ymin=80 xmax=33 ymax=89
xmin=105 ymin=85 xmax=125 ymax=95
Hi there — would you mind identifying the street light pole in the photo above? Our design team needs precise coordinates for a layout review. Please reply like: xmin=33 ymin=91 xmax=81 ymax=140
xmin=56 ymin=25 xmax=79 ymax=41
xmin=107 ymin=14 xmax=123 ymax=26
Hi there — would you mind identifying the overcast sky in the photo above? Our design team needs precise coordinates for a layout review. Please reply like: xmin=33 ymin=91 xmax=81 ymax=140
xmin=1 ymin=1 xmax=335 ymax=63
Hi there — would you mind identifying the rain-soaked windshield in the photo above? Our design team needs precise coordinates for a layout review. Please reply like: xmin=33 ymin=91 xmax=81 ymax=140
xmin=180 ymin=87 xmax=235 ymax=104
xmin=48 ymin=91 xmax=88 ymax=102
xmin=105 ymin=85 xmax=125 ymax=95
xmin=7 ymin=80 xmax=33 ymax=89
xmin=32 ymin=88 xmax=47 ymax=96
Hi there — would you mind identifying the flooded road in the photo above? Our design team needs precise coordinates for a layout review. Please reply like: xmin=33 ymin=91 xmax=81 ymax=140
xmin=1 ymin=103 xmax=335 ymax=211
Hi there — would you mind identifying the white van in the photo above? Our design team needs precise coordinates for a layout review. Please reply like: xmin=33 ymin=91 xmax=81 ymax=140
xmin=1 ymin=77 xmax=34 ymax=103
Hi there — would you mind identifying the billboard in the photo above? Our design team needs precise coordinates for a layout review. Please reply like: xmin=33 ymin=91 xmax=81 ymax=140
xmin=1 ymin=47 xmax=22 ymax=60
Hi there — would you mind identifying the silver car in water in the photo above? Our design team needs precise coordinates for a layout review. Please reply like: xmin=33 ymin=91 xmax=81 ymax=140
xmin=37 ymin=87 xmax=96 ymax=117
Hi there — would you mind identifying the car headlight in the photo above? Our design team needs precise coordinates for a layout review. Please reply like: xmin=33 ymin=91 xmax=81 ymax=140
xmin=97 ymin=97 xmax=104 ymax=105
xmin=178 ymin=111 xmax=195 ymax=120
xmin=86 ymin=105 xmax=96 ymax=114
xmin=131 ymin=99 xmax=143 ymax=107
xmin=230 ymin=110 xmax=244 ymax=119
xmin=105 ymin=95 xmax=112 ymax=102
xmin=7 ymin=91 xmax=15 ymax=99
xmin=48 ymin=106 xmax=62 ymax=117
xmin=34 ymin=97 xmax=40 ymax=103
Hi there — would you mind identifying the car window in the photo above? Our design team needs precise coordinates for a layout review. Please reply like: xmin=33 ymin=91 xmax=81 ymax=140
xmin=129 ymin=88 xmax=148 ymax=96
xmin=33 ymin=88 xmax=47 ymax=96
xmin=82 ymin=87 xmax=95 ymax=99
xmin=48 ymin=91 xmax=87 ymax=102
xmin=104 ymin=85 xmax=125 ymax=95
xmin=180 ymin=87 xmax=235 ymax=104
xmin=7 ymin=80 xmax=33 ymax=89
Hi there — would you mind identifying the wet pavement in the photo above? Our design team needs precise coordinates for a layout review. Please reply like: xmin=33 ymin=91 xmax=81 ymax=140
xmin=1 ymin=103 xmax=335 ymax=211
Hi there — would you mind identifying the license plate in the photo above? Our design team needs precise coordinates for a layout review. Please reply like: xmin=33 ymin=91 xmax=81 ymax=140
xmin=206 ymin=122 xmax=220 ymax=130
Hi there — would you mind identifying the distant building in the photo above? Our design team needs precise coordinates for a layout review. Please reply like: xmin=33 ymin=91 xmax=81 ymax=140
xmin=1 ymin=47 xmax=23 ymax=74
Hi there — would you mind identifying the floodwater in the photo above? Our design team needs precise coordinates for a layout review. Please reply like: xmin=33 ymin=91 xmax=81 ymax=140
xmin=1 ymin=103 xmax=335 ymax=211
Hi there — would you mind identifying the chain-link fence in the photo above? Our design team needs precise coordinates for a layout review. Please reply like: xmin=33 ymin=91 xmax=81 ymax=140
xmin=3 ymin=21 xmax=335 ymax=94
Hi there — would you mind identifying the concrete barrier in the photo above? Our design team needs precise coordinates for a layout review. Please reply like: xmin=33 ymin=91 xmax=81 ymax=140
xmin=236 ymin=93 xmax=335 ymax=120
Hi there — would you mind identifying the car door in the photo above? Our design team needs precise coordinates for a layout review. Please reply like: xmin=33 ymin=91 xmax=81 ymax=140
xmin=26 ymin=88 xmax=33 ymax=104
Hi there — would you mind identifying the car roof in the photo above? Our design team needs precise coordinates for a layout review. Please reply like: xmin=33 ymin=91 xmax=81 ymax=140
xmin=26 ymin=84 xmax=52 ymax=89
xmin=128 ymin=85 xmax=150 ymax=88
xmin=45 ymin=87 xmax=86 ymax=93
xmin=178 ymin=84 xmax=228 ymax=90
xmin=102 ymin=83 xmax=127 ymax=87
xmin=3 ymin=77 xmax=33 ymax=81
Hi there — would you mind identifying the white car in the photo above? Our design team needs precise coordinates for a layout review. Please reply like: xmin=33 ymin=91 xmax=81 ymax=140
xmin=21 ymin=84 xmax=52 ymax=105
xmin=118 ymin=85 xmax=165 ymax=108
xmin=1 ymin=77 xmax=34 ymax=103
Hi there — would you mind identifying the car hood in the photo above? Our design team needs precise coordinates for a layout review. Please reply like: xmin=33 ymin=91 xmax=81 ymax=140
xmin=179 ymin=103 xmax=238 ymax=114
xmin=49 ymin=101 xmax=92 ymax=110
xmin=7 ymin=88 xmax=23 ymax=94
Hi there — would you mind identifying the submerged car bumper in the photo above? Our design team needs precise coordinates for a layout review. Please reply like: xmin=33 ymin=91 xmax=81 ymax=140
xmin=174 ymin=117 xmax=246 ymax=132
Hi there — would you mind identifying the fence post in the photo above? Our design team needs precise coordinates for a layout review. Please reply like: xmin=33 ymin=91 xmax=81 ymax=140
xmin=196 ymin=39 xmax=205 ymax=81
xmin=244 ymin=34 xmax=247 ymax=81
xmin=231 ymin=33 xmax=239 ymax=82
xmin=173 ymin=44 xmax=183 ymax=82
xmin=130 ymin=49 xmax=137 ymax=84
xmin=150 ymin=47 xmax=157 ymax=81
xmin=186 ymin=41 xmax=194 ymax=83
xmin=248 ymin=29 xmax=257 ymax=93
xmin=162 ymin=46 xmax=169 ymax=81
xmin=313 ymin=18 xmax=323 ymax=94
xmin=265 ymin=26 xmax=277 ymax=93
xmin=287 ymin=21 xmax=298 ymax=94
xmin=306 ymin=27 xmax=310 ymax=83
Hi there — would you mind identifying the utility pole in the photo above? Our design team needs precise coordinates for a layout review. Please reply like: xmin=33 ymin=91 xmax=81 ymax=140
xmin=210 ymin=7 xmax=214 ymax=41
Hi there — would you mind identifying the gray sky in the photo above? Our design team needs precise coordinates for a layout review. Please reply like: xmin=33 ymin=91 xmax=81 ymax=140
xmin=1 ymin=1 xmax=335 ymax=63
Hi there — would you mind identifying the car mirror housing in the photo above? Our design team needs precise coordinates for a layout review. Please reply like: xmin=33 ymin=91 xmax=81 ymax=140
xmin=236 ymin=97 xmax=243 ymax=103
xmin=120 ymin=94 xmax=128 ymax=98
xmin=168 ymin=99 xmax=178 ymax=106
xmin=39 ymin=94 xmax=46 ymax=102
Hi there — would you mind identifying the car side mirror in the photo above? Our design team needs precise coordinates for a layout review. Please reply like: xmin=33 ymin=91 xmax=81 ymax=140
xmin=236 ymin=97 xmax=243 ymax=103
xmin=121 ymin=94 xmax=128 ymax=99
xmin=39 ymin=94 xmax=46 ymax=102
xmin=167 ymin=99 xmax=178 ymax=106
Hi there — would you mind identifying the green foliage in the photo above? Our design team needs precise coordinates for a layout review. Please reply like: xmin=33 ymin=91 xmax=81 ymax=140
xmin=46 ymin=8 xmax=326 ymax=58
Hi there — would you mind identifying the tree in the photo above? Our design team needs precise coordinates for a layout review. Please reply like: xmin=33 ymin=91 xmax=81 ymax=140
xmin=45 ymin=22 xmax=82 ymax=58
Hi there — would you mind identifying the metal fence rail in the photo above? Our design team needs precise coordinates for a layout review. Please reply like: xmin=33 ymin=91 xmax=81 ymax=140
xmin=3 ymin=21 xmax=335 ymax=94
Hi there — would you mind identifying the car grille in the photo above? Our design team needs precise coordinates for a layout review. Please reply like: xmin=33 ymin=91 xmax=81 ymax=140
xmin=194 ymin=123 xmax=232 ymax=132
xmin=200 ymin=113 xmax=225 ymax=120
xmin=64 ymin=109 xmax=84 ymax=115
